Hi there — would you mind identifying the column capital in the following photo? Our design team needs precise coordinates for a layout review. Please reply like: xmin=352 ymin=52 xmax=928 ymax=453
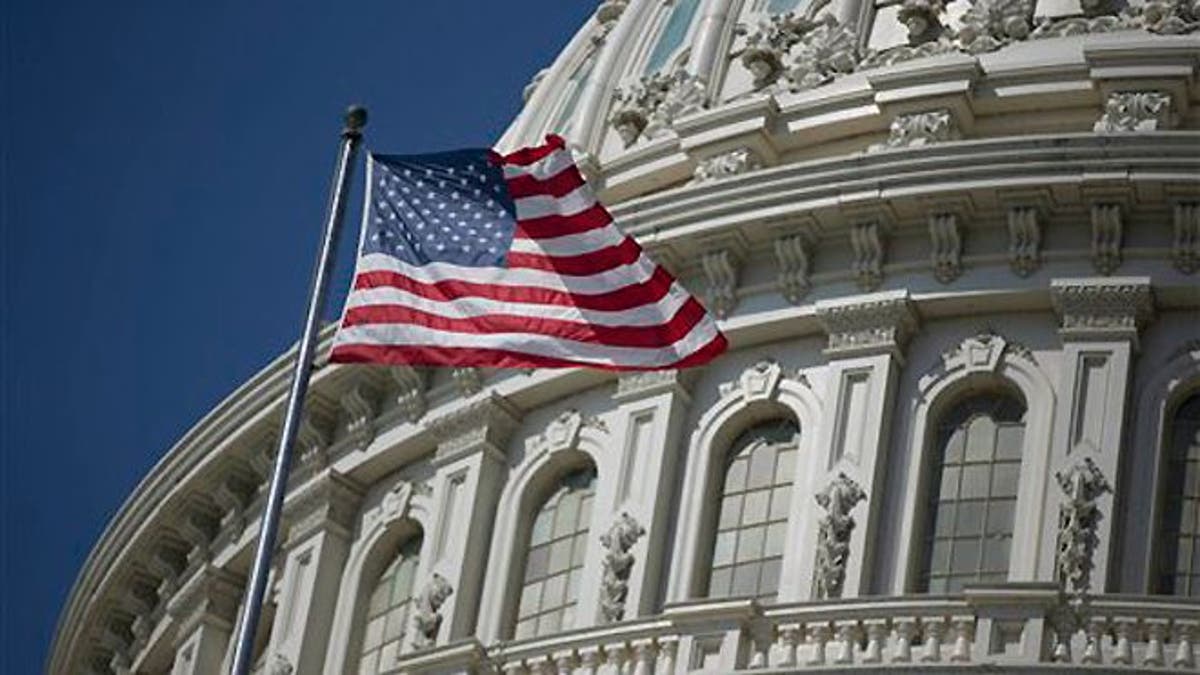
xmin=815 ymin=290 xmax=918 ymax=361
xmin=165 ymin=565 xmax=243 ymax=639
xmin=1050 ymin=277 xmax=1154 ymax=345
xmin=424 ymin=392 xmax=522 ymax=466
xmin=283 ymin=469 xmax=364 ymax=544
xmin=613 ymin=368 xmax=698 ymax=402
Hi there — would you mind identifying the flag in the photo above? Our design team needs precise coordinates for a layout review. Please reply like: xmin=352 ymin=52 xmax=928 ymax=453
xmin=329 ymin=135 xmax=727 ymax=370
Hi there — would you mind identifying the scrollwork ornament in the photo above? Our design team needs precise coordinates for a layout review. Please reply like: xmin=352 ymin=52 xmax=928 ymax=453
xmin=1054 ymin=458 xmax=1111 ymax=596
xmin=814 ymin=473 xmax=866 ymax=598
xmin=599 ymin=513 xmax=645 ymax=622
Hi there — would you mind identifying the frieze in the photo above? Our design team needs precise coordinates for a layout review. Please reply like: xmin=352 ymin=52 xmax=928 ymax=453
xmin=815 ymin=291 xmax=919 ymax=359
xmin=425 ymin=393 xmax=521 ymax=462
xmin=691 ymin=147 xmax=763 ymax=184
xmin=1050 ymin=277 xmax=1154 ymax=343
xmin=870 ymin=109 xmax=959 ymax=152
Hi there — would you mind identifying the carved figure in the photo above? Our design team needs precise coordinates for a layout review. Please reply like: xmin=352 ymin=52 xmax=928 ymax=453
xmin=1054 ymin=459 xmax=1111 ymax=595
xmin=611 ymin=69 xmax=708 ymax=147
xmin=268 ymin=654 xmax=293 ymax=675
xmin=412 ymin=574 xmax=454 ymax=648
xmin=1142 ymin=0 xmax=1200 ymax=33
xmin=599 ymin=513 xmax=645 ymax=622
xmin=1093 ymin=91 xmax=1174 ymax=132
xmin=692 ymin=148 xmax=763 ymax=184
xmin=956 ymin=0 xmax=1035 ymax=52
xmin=898 ymin=0 xmax=948 ymax=44
xmin=814 ymin=474 xmax=866 ymax=598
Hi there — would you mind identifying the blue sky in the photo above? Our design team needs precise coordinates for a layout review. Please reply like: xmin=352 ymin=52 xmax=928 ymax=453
xmin=1 ymin=2 xmax=593 ymax=671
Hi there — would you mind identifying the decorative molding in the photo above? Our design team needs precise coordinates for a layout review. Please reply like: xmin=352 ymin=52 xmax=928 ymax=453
xmin=412 ymin=574 xmax=454 ymax=649
xmin=788 ymin=16 xmax=861 ymax=91
xmin=282 ymin=470 xmax=364 ymax=543
xmin=849 ymin=220 xmax=885 ymax=291
xmin=527 ymin=408 xmax=609 ymax=456
xmin=739 ymin=1 xmax=860 ymax=92
xmin=1054 ymin=458 xmax=1111 ymax=596
xmin=774 ymin=233 xmax=813 ymax=303
xmin=1006 ymin=206 xmax=1042 ymax=277
xmin=718 ymin=359 xmax=787 ymax=402
xmin=295 ymin=411 xmax=332 ymax=470
xmin=268 ymin=654 xmax=294 ymax=675
xmin=955 ymin=0 xmax=1035 ymax=53
xmin=165 ymin=565 xmax=243 ymax=634
xmin=1143 ymin=0 xmax=1200 ymax=33
xmin=1031 ymin=9 xmax=1139 ymax=38
xmin=599 ymin=513 xmax=646 ymax=622
xmin=367 ymin=479 xmax=432 ymax=529
xmin=389 ymin=366 xmax=428 ymax=423
xmin=936 ymin=331 xmax=1033 ymax=377
xmin=1089 ymin=204 xmax=1124 ymax=275
xmin=338 ymin=383 xmax=377 ymax=450
xmin=815 ymin=291 xmax=919 ymax=360
xmin=425 ymin=393 xmax=521 ymax=463
xmin=700 ymin=248 xmax=741 ymax=319
xmin=611 ymin=69 xmax=708 ymax=147
xmin=691 ymin=147 xmax=763 ymax=184
xmin=1172 ymin=202 xmax=1200 ymax=274
xmin=1050 ymin=277 xmax=1154 ymax=344
xmin=451 ymin=367 xmax=483 ymax=397
xmin=928 ymin=212 xmax=963 ymax=283
xmin=814 ymin=473 xmax=866 ymax=599
xmin=1094 ymin=91 xmax=1175 ymax=133
xmin=870 ymin=109 xmax=959 ymax=152
xmin=614 ymin=369 xmax=696 ymax=402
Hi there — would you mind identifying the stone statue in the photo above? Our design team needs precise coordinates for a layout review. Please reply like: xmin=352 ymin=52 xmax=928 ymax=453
xmin=412 ymin=574 xmax=454 ymax=649
xmin=599 ymin=513 xmax=646 ymax=622
xmin=1054 ymin=459 xmax=1111 ymax=596
xmin=814 ymin=473 xmax=866 ymax=598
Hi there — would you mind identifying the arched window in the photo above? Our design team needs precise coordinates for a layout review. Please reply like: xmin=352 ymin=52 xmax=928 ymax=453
xmin=514 ymin=467 xmax=597 ymax=639
xmin=706 ymin=419 xmax=799 ymax=600
xmin=919 ymin=393 xmax=1026 ymax=593
xmin=1156 ymin=392 xmax=1200 ymax=596
xmin=360 ymin=534 xmax=422 ymax=673
xmin=643 ymin=0 xmax=702 ymax=74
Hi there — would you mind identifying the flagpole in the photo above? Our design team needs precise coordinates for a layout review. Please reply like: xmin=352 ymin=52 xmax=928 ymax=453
xmin=229 ymin=105 xmax=366 ymax=675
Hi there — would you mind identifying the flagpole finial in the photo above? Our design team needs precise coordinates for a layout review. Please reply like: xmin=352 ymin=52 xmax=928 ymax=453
xmin=343 ymin=105 xmax=368 ymax=138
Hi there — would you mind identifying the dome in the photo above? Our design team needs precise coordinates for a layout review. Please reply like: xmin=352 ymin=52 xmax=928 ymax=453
xmin=50 ymin=0 xmax=1200 ymax=673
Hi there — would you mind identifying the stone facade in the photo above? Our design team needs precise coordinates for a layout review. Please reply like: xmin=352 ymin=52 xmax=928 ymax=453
xmin=50 ymin=1 xmax=1200 ymax=674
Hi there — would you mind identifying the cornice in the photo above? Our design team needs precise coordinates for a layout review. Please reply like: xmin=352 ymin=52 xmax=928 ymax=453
xmin=815 ymin=290 xmax=920 ymax=361
xmin=423 ymin=392 xmax=523 ymax=466
xmin=1050 ymin=276 xmax=1156 ymax=345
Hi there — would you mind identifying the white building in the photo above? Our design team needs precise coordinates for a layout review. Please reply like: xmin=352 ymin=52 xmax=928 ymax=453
xmin=49 ymin=0 xmax=1200 ymax=673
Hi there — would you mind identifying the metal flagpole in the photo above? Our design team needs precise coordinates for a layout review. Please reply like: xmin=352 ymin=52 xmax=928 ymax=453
xmin=229 ymin=105 xmax=367 ymax=675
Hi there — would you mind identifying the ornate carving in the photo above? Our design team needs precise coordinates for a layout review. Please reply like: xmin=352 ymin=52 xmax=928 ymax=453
xmin=941 ymin=332 xmax=1007 ymax=373
xmin=389 ymin=366 xmax=427 ymax=423
xmin=700 ymin=248 xmax=740 ymax=319
xmin=268 ymin=654 xmax=294 ymax=675
xmin=815 ymin=291 xmax=919 ymax=358
xmin=610 ymin=69 xmax=708 ymax=147
xmin=788 ymin=16 xmax=861 ymax=91
xmin=412 ymin=574 xmax=454 ymax=648
xmin=1030 ymin=10 xmax=1139 ymax=38
xmin=859 ymin=38 xmax=958 ymax=69
xmin=955 ymin=0 xmax=1035 ymax=53
xmin=1094 ymin=91 xmax=1174 ymax=133
xmin=614 ymin=369 xmax=695 ymax=400
xmin=1050 ymin=277 xmax=1154 ymax=342
xmin=599 ymin=513 xmax=646 ymax=622
xmin=528 ymin=409 xmax=608 ymax=455
xmin=339 ymin=383 xmax=377 ymax=449
xmin=1054 ymin=458 xmax=1111 ymax=595
xmin=849 ymin=220 xmax=885 ymax=291
xmin=718 ymin=359 xmax=786 ymax=401
xmin=1142 ymin=0 xmax=1200 ymax=33
xmin=814 ymin=473 xmax=866 ymax=598
xmin=871 ymin=109 xmax=959 ymax=151
xmin=1006 ymin=206 xmax=1041 ymax=277
xmin=451 ymin=367 xmax=483 ymax=397
xmin=376 ymin=479 xmax=431 ymax=526
xmin=898 ymin=0 xmax=948 ymax=44
xmin=595 ymin=0 xmax=629 ymax=26
xmin=691 ymin=148 xmax=763 ymax=184
xmin=741 ymin=13 xmax=814 ymax=89
xmin=774 ymin=233 xmax=812 ymax=303
xmin=295 ymin=412 xmax=331 ymax=469
xmin=1090 ymin=204 xmax=1124 ymax=275
xmin=1173 ymin=202 xmax=1200 ymax=274
xmin=928 ymin=213 xmax=962 ymax=283
xmin=425 ymin=393 xmax=521 ymax=460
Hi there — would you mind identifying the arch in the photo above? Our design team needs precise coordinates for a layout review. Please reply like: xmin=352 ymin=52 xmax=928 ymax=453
xmin=1130 ymin=344 xmax=1200 ymax=593
xmin=892 ymin=334 xmax=1056 ymax=593
xmin=668 ymin=359 xmax=824 ymax=602
xmin=476 ymin=415 xmax=613 ymax=641
xmin=324 ymin=477 xmax=435 ymax=675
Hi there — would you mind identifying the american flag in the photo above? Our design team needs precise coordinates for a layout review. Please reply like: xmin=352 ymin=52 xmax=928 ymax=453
xmin=330 ymin=135 xmax=727 ymax=370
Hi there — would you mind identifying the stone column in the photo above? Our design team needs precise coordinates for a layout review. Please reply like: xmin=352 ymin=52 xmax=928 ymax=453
xmin=266 ymin=470 xmax=363 ymax=675
xmin=792 ymin=290 xmax=916 ymax=599
xmin=1044 ymin=277 xmax=1154 ymax=593
xmin=687 ymin=0 xmax=737 ymax=84
xmin=425 ymin=393 xmax=521 ymax=640
xmin=608 ymin=370 xmax=697 ymax=619
xmin=166 ymin=566 xmax=242 ymax=675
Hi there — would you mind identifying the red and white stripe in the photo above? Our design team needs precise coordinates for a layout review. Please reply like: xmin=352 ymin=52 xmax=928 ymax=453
xmin=330 ymin=135 xmax=728 ymax=370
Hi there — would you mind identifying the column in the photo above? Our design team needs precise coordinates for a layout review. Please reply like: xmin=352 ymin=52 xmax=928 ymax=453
xmin=425 ymin=393 xmax=521 ymax=640
xmin=608 ymin=370 xmax=697 ymax=619
xmin=166 ymin=566 xmax=242 ymax=675
xmin=687 ymin=0 xmax=736 ymax=84
xmin=1043 ymin=277 xmax=1154 ymax=592
xmin=793 ymin=290 xmax=916 ymax=599
xmin=267 ymin=470 xmax=364 ymax=674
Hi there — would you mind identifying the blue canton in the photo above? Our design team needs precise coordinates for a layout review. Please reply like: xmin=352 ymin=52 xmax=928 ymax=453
xmin=363 ymin=149 xmax=518 ymax=267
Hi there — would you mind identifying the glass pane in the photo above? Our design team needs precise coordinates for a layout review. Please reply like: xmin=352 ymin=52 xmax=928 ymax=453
xmin=759 ymin=558 xmax=782 ymax=597
xmin=530 ymin=509 xmax=553 ymax=545
xmin=986 ymin=501 xmax=1015 ymax=536
xmin=769 ymin=485 xmax=791 ymax=521
xmin=995 ymin=424 xmax=1024 ymax=460
xmin=712 ymin=531 xmax=736 ymax=567
xmin=737 ymin=526 xmax=765 ymax=563
xmin=747 ymin=444 xmax=776 ymax=489
xmin=732 ymin=562 xmax=760 ymax=596
xmin=927 ymin=576 xmax=948 ymax=593
xmin=983 ymin=538 xmax=1010 ymax=573
xmin=961 ymin=465 xmax=990 ymax=499
xmin=952 ymin=540 xmax=981 ymax=573
xmin=709 ymin=567 xmax=732 ymax=597
xmin=943 ymin=428 xmax=966 ymax=462
xmin=578 ymin=495 xmax=593 ymax=531
xmin=930 ymin=539 xmax=951 ymax=573
xmin=718 ymin=494 xmax=743 ymax=530
xmin=764 ymin=522 xmax=787 ymax=558
xmin=548 ymin=538 xmax=572 ymax=575
xmin=940 ymin=466 xmax=960 ymax=499
xmin=775 ymin=449 xmax=796 ymax=483
xmin=364 ymin=616 xmax=384 ymax=651
xmin=965 ymin=416 xmax=997 ymax=460
xmin=644 ymin=0 xmax=702 ymax=74
xmin=571 ymin=532 xmax=588 ymax=566
xmin=725 ymin=458 xmax=748 ymax=492
xmin=514 ymin=618 xmax=536 ymax=640
xmin=1182 ymin=500 xmax=1197 ymax=535
xmin=742 ymin=490 xmax=770 ymax=525
xmin=525 ymin=547 xmax=549 ymax=581
xmin=554 ymin=492 xmax=580 ymax=537
xmin=566 ymin=569 xmax=581 ymax=604
xmin=518 ymin=581 xmax=540 ymax=617
xmin=956 ymin=502 xmax=986 ymax=536
xmin=991 ymin=464 xmax=1021 ymax=498
xmin=384 ymin=606 xmax=406 ymax=641
xmin=934 ymin=503 xmax=956 ymax=537
xmin=542 ymin=573 xmax=566 ymax=609
xmin=537 ymin=610 xmax=561 ymax=635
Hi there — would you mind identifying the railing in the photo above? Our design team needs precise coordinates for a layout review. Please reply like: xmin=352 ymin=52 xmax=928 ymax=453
xmin=392 ymin=586 xmax=1200 ymax=673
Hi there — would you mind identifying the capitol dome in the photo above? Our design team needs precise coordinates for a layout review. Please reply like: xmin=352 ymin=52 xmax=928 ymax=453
xmin=50 ymin=0 xmax=1200 ymax=673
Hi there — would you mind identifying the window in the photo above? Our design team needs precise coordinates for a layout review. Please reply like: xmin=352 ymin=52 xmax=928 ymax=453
xmin=919 ymin=394 xmax=1026 ymax=593
xmin=360 ymin=534 xmax=422 ymax=674
xmin=514 ymin=468 xmax=596 ymax=639
xmin=763 ymin=0 xmax=804 ymax=13
xmin=1156 ymin=393 xmax=1200 ymax=596
xmin=644 ymin=0 xmax=702 ymax=74
xmin=707 ymin=419 xmax=799 ymax=600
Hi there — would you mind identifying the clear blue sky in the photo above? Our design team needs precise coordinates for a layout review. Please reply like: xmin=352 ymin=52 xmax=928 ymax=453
xmin=1 ymin=2 xmax=593 ymax=671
